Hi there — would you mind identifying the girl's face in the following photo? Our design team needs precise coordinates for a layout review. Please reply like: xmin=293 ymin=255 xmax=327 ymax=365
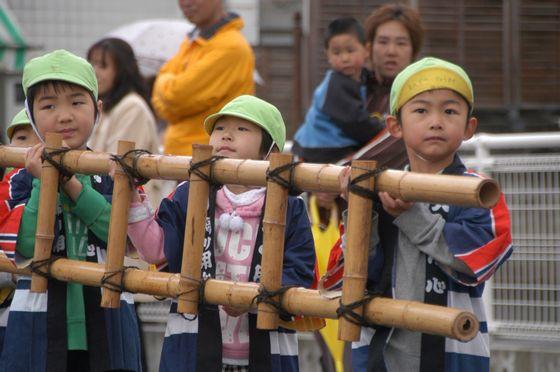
xmin=89 ymin=48 xmax=117 ymax=97
xmin=209 ymin=116 xmax=263 ymax=160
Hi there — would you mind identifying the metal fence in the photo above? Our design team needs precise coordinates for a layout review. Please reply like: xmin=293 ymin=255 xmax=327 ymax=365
xmin=461 ymin=132 xmax=560 ymax=351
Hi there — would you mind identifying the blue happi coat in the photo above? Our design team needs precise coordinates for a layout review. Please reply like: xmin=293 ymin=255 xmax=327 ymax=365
xmin=0 ymin=169 xmax=142 ymax=372
xmin=156 ymin=182 xmax=315 ymax=372
xmin=351 ymin=155 xmax=513 ymax=372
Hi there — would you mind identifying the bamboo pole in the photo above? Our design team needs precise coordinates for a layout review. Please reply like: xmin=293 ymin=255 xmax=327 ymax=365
xmin=338 ymin=160 xmax=376 ymax=341
xmin=100 ymin=141 xmax=135 ymax=308
xmin=257 ymin=153 xmax=292 ymax=329
xmin=0 ymin=255 xmax=478 ymax=342
xmin=31 ymin=133 xmax=62 ymax=292
xmin=0 ymin=146 xmax=500 ymax=208
xmin=177 ymin=144 xmax=213 ymax=314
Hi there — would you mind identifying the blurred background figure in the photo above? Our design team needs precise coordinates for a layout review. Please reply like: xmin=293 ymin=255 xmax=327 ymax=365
xmin=87 ymin=37 xmax=158 ymax=154
xmin=87 ymin=37 xmax=162 ymax=207
xmin=151 ymin=0 xmax=255 ymax=156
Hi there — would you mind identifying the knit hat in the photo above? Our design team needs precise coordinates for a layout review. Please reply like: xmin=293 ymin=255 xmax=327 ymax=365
xmin=6 ymin=109 xmax=31 ymax=140
xmin=22 ymin=49 xmax=98 ymax=100
xmin=204 ymin=95 xmax=286 ymax=151
xmin=390 ymin=57 xmax=474 ymax=115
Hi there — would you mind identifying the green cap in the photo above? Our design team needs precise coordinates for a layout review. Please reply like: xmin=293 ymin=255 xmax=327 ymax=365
xmin=204 ymin=95 xmax=286 ymax=151
xmin=390 ymin=57 xmax=474 ymax=115
xmin=22 ymin=49 xmax=98 ymax=100
xmin=6 ymin=109 xmax=31 ymax=139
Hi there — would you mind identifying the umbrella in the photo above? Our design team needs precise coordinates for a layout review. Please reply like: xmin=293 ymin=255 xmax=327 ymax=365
xmin=107 ymin=19 xmax=194 ymax=77
xmin=106 ymin=18 xmax=264 ymax=85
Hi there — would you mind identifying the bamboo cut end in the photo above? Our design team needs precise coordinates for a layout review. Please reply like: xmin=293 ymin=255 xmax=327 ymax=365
xmin=452 ymin=311 xmax=479 ymax=342
xmin=478 ymin=179 xmax=500 ymax=208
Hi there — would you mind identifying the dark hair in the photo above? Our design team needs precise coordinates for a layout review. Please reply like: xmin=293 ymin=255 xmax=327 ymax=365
xmin=325 ymin=17 xmax=366 ymax=49
xmin=259 ymin=128 xmax=275 ymax=157
xmin=365 ymin=3 xmax=424 ymax=59
xmin=86 ymin=37 xmax=148 ymax=112
xmin=26 ymin=80 xmax=98 ymax=123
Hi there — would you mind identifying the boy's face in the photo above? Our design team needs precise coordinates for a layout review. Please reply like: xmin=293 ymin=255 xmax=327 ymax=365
xmin=387 ymin=89 xmax=477 ymax=170
xmin=327 ymin=33 xmax=368 ymax=81
xmin=10 ymin=126 xmax=40 ymax=147
xmin=32 ymin=83 xmax=101 ymax=149
xmin=209 ymin=116 xmax=263 ymax=160
xmin=370 ymin=20 xmax=413 ymax=82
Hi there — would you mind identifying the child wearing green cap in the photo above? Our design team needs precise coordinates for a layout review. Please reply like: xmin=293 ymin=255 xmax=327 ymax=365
xmin=0 ymin=109 xmax=39 ymax=359
xmin=0 ymin=50 xmax=142 ymax=371
xmin=332 ymin=57 xmax=513 ymax=372
xmin=0 ymin=109 xmax=40 ymax=345
xmin=6 ymin=109 xmax=40 ymax=148
xmin=125 ymin=95 xmax=315 ymax=371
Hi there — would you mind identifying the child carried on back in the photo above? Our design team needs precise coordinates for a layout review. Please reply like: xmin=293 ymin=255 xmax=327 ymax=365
xmin=293 ymin=17 xmax=384 ymax=164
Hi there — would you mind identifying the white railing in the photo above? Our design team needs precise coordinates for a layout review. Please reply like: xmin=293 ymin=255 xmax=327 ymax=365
xmin=461 ymin=132 xmax=560 ymax=349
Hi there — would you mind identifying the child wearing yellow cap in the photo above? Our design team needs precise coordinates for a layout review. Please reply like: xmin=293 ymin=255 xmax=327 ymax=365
xmin=334 ymin=57 xmax=513 ymax=372
xmin=126 ymin=95 xmax=315 ymax=371
xmin=0 ymin=50 xmax=142 ymax=371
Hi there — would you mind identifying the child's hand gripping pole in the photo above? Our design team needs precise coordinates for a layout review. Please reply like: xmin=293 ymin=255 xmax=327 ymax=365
xmin=177 ymin=144 xmax=213 ymax=314
xmin=338 ymin=160 xmax=377 ymax=341
xmin=30 ymin=133 xmax=63 ymax=292
xmin=257 ymin=153 xmax=294 ymax=330
xmin=101 ymin=140 xmax=136 ymax=308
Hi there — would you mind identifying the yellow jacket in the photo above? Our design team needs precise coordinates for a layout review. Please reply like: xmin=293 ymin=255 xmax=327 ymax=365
xmin=152 ymin=16 xmax=255 ymax=156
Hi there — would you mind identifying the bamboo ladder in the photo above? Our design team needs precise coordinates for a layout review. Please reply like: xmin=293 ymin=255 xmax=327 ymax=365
xmin=0 ymin=138 xmax=501 ymax=342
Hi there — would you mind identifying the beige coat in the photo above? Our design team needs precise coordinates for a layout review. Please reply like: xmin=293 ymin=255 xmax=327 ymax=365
xmin=89 ymin=91 xmax=164 ymax=207
xmin=89 ymin=91 xmax=159 ymax=154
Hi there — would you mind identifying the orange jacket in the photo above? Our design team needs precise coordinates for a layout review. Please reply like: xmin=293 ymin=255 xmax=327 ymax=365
xmin=152 ymin=16 xmax=255 ymax=155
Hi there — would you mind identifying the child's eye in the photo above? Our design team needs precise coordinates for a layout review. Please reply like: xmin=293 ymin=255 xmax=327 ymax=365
xmin=15 ymin=135 xmax=27 ymax=141
xmin=445 ymin=108 xmax=458 ymax=115
xmin=40 ymin=104 xmax=54 ymax=110
xmin=413 ymin=108 xmax=426 ymax=114
xmin=238 ymin=126 xmax=249 ymax=131
xmin=73 ymin=101 xmax=86 ymax=106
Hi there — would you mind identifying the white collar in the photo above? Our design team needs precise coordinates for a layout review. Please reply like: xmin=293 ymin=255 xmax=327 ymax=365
xmin=222 ymin=185 xmax=266 ymax=207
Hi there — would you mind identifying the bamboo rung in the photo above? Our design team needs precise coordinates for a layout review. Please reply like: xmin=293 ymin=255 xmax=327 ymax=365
xmin=100 ymin=141 xmax=135 ymax=308
xmin=257 ymin=153 xmax=293 ymax=329
xmin=30 ymin=133 xmax=62 ymax=292
xmin=177 ymin=144 xmax=213 ymax=314
xmin=0 ymin=256 xmax=478 ymax=342
xmin=0 ymin=146 xmax=500 ymax=208
xmin=339 ymin=160 xmax=376 ymax=341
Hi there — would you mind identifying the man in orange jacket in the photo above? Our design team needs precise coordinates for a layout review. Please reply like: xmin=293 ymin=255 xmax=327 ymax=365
xmin=152 ymin=0 xmax=255 ymax=155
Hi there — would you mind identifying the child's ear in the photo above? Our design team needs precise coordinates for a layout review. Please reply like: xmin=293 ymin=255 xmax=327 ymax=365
xmin=463 ymin=117 xmax=478 ymax=140
xmin=386 ymin=115 xmax=403 ymax=139
xmin=97 ymin=99 xmax=103 ymax=113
